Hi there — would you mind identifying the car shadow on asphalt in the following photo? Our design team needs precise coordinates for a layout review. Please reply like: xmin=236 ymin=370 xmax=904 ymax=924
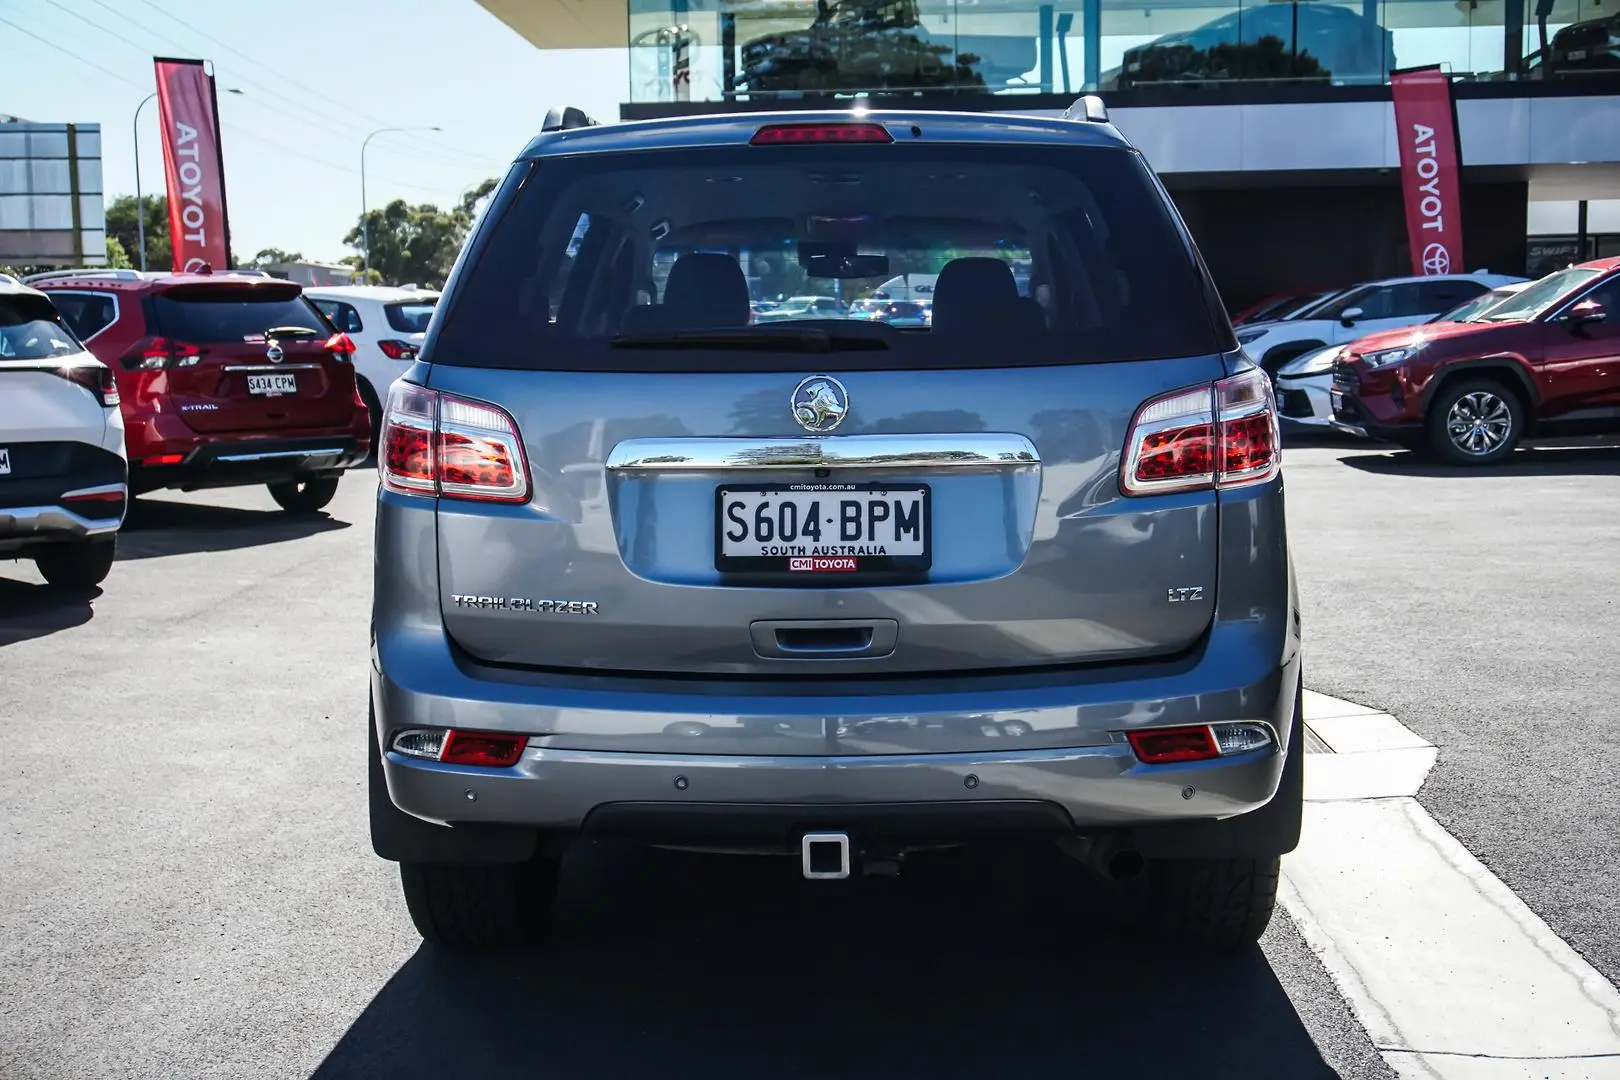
xmin=0 ymin=577 xmax=97 ymax=646
xmin=115 ymin=497 xmax=352 ymax=560
xmin=312 ymin=841 xmax=1343 ymax=1080
xmin=1339 ymin=443 xmax=1620 ymax=478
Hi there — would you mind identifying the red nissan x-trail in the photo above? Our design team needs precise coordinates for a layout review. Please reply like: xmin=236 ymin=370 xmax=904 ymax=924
xmin=34 ymin=270 xmax=372 ymax=512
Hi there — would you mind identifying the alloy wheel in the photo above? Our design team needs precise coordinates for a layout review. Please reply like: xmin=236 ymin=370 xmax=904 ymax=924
xmin=1445 ymin=391 xmax=1514 ymax=456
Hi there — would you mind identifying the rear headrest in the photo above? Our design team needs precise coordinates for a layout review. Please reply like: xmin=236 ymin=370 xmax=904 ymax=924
xmin=663 ymin=252 xmax=751 ymax=328
xmin=932 ymin=257 xmax=1023 ymax=335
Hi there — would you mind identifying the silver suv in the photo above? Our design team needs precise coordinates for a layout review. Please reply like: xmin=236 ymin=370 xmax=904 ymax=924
xmin=369 ymin=99 xmax=1302 ymax=952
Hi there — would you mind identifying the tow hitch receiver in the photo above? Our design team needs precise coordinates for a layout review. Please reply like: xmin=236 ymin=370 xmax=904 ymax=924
xmin=800 ymin=831 xmax=852 ymax=879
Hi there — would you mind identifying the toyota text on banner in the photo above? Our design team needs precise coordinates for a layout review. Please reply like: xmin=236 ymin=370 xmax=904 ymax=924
xmin=1391 ymin=66 xmax=1465 ymax=277
xmin=153 ymin=57 xmax=232 ymax=274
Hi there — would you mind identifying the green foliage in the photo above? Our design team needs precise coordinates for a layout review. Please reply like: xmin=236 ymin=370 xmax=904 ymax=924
xmin=105 ymin=235 xmax=133 ymax=269
xmin=249 ymin=247 xmax=304 ymax=268
xmin=344 ymin=177 xmax=499 ymax=289
xmin=105 ymin=194 xmax=170 ymax=271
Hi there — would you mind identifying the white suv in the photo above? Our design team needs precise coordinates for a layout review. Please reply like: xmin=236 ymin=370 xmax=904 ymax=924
xmin=305 ymin=286 xmax=439 ymax=444
xmin=1237 ymin=272 xmax=1527 ymax=378
xmin=0 ymin=280 xmax=127 ymax=589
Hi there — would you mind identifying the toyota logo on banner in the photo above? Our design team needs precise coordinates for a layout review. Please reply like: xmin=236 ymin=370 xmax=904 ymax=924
xmin=1422 ymin=243 xmax=1451 ymax=275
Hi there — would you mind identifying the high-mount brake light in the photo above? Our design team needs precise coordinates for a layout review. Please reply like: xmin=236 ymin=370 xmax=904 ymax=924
xmin=1120 ymin=368 xmax=1280 ymax=496
xmin=378 ymin=383 xmax=530 ymax=503
xmin=750 ymin=123 xmax=894 ymax=145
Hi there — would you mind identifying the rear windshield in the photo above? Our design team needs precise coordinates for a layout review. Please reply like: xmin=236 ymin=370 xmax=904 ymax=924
xmin=430 ymin=142 xmax=1228 ymax=371
xmin=151 ymin=286 xmax=329 ymax=343
xmin=0 ymin=294 xmax=81 ymax=360
xmin=385 ymin=299 xmax=437 ymax=333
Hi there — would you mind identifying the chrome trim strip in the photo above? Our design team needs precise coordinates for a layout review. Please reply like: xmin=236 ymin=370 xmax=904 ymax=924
xmin=223 ymin=363 xmax=320 ymax=372
xmin=0 ymin=504 xmax=122 ymax=539
xmin=214 ymin=447 xmax=347 ymax=462
xmin=605 ymin=433 xmax=1040 ymax=472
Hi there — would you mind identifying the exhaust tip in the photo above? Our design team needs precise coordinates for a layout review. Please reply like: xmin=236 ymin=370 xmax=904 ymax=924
xmin=1106 ymin=848 xmax=1146 ymax=882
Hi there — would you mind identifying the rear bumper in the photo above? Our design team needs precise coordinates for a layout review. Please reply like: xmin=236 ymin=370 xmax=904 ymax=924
xmin=0 ymin=447 xmax=127 ymax=551
xmin=131 ymin=435 xmax=370 ymax=494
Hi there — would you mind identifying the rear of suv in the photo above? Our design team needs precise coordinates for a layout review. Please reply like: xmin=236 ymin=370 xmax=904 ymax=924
xmin=305 ymin=285 xmax=440 ymax=446
xmin=39 ymin=271 xmax=371 ymax=512
xmin=0 ymin=281 xmax=126 ymax=588
xmin=1333 ymin=257 xmax=1620 ymax=464
xmin=369 ymin=101 xmax=1303 ymax=953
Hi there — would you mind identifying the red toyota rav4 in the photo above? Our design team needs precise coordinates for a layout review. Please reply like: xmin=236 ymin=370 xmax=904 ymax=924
xmin=1333 ymin=256 xmax=1620 ymax=464
xmin=35 ymin=271 xmax=371 ymax=511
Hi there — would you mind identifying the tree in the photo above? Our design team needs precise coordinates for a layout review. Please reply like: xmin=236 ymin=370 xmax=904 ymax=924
xmin=105 ymin=194 xmax=170 ymax=272
xmin=105 ymin=235 xmax=133 ymax=269
xmin=249 ymin=247 xmax=304 ymax=268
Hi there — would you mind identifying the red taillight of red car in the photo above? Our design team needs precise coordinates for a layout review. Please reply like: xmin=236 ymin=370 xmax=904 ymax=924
xmin=324 ymin=332 xmax=357 ymax=358
xmin=1120 ymin=368 xmax=1280 ymax=496
xmin=379 ymin=383 xmax=529 ymax=504
xmin=376 ymin=339 xmax=419 ymax=361
xmin=123 ymin=336 xmax=202 ymax=370
xmin=750 ymin=122 xmax=894 ymax=145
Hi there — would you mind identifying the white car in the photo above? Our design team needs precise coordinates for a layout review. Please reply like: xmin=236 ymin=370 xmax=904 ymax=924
xmin=0 ymin=280 xmax=127 ymax=589
xmin=305 ymin=285 xmax=439 ymax=443
xmin=1237 ymin=271 xmax=1527 ymax=378
xmin=1274 ymin=280 xmax=1535 ymax=432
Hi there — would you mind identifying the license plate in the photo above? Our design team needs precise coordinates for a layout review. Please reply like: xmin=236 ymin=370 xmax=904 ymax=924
xmin=0 ymin=448 xmax=9 ymax=476
xmin=1568 ymin=48 xmax=1587 ymax=59
xmin=247 ymin=373 xmax=297 ymax=396
xmin=715 ymin=483 xmax=931 ymax=578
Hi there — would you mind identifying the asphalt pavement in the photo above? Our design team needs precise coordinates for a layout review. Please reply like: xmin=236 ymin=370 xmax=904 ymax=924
xmin=7 ymin=438 xmax=1613 ymax=1078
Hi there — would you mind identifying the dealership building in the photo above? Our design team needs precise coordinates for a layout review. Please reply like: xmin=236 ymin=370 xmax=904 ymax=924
xmin=476 ymin=0 xmax=1620 ymax=306
xmin=0 ymin=116 xmax=106 ymax=269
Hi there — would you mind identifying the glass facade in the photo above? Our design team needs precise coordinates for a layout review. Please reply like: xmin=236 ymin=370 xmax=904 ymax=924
xmin=0 ymin=121 xmax=105 ymax=268
xmin=626 ymin=0 xmax=1620 ymax=102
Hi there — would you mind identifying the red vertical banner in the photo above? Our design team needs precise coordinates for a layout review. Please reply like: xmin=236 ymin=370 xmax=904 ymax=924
xmin=153 ymin=58 xmax=232 ymax=273
xmin=1391 ymin=66 xmax=1465 ymax=276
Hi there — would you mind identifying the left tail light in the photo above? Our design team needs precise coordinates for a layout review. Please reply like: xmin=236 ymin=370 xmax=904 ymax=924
xmin=56 ymin=363 xmax=120 ymax=408
xmin=378 ymin=383 xmax=529 ymax=504
xmin=391 ymin=727 xmax=528 ymax=767
xmin=376 ymin=339 xmax=419 ymax=361
xmin=324 ymin=333 xmax=356 ymax=360
xmin=1120 ymin=368 xmax=1280 ymax=496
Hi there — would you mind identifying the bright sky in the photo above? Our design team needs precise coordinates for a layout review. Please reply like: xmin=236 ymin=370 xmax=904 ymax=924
xmin=0 ymin=0 xmax=627 ymax=262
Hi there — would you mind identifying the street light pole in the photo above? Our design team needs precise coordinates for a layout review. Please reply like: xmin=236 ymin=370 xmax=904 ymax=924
xmin=360 ymin=126 xmax=441 ymax=281
xmin=133 ymin=93 xmax=156 ymax=271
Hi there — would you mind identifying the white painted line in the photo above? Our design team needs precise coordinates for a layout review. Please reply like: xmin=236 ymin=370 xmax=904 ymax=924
xmin=1308 ymin=712 xmax=1434 ymax=755
xmin=1283 ymin=798 xmax=1620 ymax=1079
xmin=1304 ymin=746 xmax=1439 ymax=801
xmin=1303 ymin=689 xmax=1384 ymax=721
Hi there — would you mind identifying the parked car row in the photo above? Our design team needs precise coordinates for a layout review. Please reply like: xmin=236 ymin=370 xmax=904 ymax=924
xmin=1 ymin=269 xmax=413 ymax=591
xmin=1264 ymin=257 xmax=1620 ymax=464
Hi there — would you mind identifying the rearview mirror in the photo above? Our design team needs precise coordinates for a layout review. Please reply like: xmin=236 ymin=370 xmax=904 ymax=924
xmin=1339 ymin=306 xmax=1364 ymax=325
xmin=798 ymin=242 xmax=889 ymax=279
xmin=1566 ymin=299 xmax=1609 ymax=327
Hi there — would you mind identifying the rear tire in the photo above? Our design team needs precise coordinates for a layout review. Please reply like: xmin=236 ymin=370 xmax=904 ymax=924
xmin=357 ymin=377 xmax=383 ymax=453
xmin=1147 ymin=855 xmax=1280 ymax=950
xmin=34 ymin=536 xmax=116 ymax=590
xmin=267 ymin=476 xmax=339 ymax=514
xmin=400 ymin=857 xmax=562 ymax=950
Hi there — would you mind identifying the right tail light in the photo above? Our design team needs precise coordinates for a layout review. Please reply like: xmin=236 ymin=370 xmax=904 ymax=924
xmin=378 ymin=383 xmax=529 ymax=504
xmin=1120 ymin=367 xmax=1281 ymax=496
xmin=376 ymin=339 xmax=419 ymax=361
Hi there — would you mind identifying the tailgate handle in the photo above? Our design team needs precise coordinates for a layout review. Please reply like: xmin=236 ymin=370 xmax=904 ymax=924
xmin=750 ymin=619 xmax=898 ymax=659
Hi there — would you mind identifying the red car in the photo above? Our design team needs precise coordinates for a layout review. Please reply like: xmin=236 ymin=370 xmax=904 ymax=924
xmin=1332 ymin=256 xmax=1620 ymax=464
xmin=34 ymin=270 xmax=372 ymax=511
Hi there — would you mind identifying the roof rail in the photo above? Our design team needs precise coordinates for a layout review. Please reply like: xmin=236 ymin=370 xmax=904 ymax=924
xmin=20 ymin=268 xmax=148 ymax=285
xmin=1061 ymin=95 xmax=1110 ymax=124
xmin=541 ymin=106 xmax=598 ymax=133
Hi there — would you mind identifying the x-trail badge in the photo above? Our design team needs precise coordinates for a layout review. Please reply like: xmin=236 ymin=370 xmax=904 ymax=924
xmin=792 ymin=375 xmax=849 ymax=433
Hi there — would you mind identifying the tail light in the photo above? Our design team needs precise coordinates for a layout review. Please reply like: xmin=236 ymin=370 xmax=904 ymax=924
xmin=379 ymin=383 xmax=529 ymax=503
xmin=1127 ymin=722 xmax=1275 ymax=764
xmin=324 ymin=333 xmax=356 ymax=359
xmin=376 ymin=339 xmax=419 ymax=361
xmin=1120 ymin=368 xmax=1280 ymax=496
xmin=56 ymin=363 xmax=120 ymax=407
xmin=751 ymin=122 xmax=894 ymax=145
xmin=390 ymin=727 xmax=528 ymax=768
xmin=121 ymin=336 xmax=201 ymax=370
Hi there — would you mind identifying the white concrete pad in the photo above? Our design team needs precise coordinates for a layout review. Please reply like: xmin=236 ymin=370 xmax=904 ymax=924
xmin=1308 ymin=712 xmax=1435 ymax=755
xmin=1304 ymin=745 xmax=1439 ymax=801
xmin=1303 ymin=689 xmax=1385 ymax=721
xmin=1283 ymin=799 xmax=1620 ymax=1076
